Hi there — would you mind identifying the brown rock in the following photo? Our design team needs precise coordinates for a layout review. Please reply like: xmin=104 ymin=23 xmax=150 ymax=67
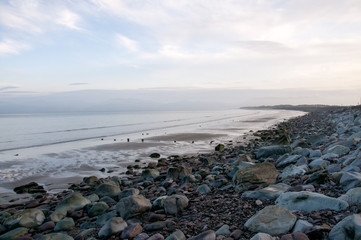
xmin=148 ymin=233 xmax=165 ymax=240
xmin=121 ymin=223 xmax=143 ymax=239
xmin=36 ymin=221 xmax=55 ymax=232
xmin=281 ymin=232 xmax=309 ymax=240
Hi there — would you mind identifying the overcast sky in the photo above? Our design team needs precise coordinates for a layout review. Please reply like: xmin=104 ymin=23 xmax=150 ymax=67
xmin=1 ymin=0 xmax=361 ymax=108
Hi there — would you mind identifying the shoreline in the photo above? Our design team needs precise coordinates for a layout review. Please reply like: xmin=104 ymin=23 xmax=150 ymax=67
xmin=3 ymin=107 xmax=360 ymax=239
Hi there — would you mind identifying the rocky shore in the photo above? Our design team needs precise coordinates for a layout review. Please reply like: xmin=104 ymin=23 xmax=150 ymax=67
xmin=1 ymin=106 xmax=361 ymax=240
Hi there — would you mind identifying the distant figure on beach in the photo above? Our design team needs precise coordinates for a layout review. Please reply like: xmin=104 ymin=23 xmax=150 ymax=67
xmin=101 ymin=138 xmax=103 ymax=140
xmin=142 ymin=139 xmax=144 ymax=142
xmin=127 ymin=138 xmax=130 ymax=142
xmin=174 ymin=140 xmax=177 ymax=143
xmin=192 ymin=141 xmax=194 ymax=143
xmin=114 ymin=139 xmax=116 ymax=141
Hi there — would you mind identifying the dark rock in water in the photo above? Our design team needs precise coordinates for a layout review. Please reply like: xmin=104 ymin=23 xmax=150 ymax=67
xmin=328 ymin=214 xmax=361 ymax=240
xmin=188 ymin=230 xmax=216 ymax=240
xmin=215 ymin=144 xmax=225 ymax=151
xmin=13 ymin=182 xmax=45 ymax=194
xmin=280 ymin=232 xmax=309 ymax=240
xmin=149 ymin=153 xmax=161 ymax=158
xmin=256 ymin=145 xmax=291 ymax=159
xmin=232 ymin=163 xmax=278 ymax=192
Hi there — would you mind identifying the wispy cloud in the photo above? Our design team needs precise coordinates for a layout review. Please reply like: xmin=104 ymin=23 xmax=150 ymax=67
xmin=115 ymin=33 xmax=139 ymax=52
xmin=55 ymin=9 xmax=82 ymax=30
xmin=0 ymin=86 xmax=19 ymax=91
xmin=0 ymin=39 xmax=30 ymax=56
xmin=69 ymin=83 xmax=88 ymax=86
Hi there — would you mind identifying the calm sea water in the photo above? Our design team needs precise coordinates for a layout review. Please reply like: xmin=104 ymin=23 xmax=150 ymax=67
xmin=0 ymin=109 xmax=304 ymax=192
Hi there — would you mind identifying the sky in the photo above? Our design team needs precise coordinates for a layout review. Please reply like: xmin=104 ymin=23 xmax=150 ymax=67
xmin=1 ymin=0 xmax=361 ymax=111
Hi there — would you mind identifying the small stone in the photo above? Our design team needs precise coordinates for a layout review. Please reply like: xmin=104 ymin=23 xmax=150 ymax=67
xmin=87 ymin=202 xmax=109 ymax=217
xmin=215 ymin=225 xmax=231 ymax=237
xmin=188 ymin=230 xmax=216 ymax=240
xmin=36 ymin=221 xmax=55 ymax=232
xmin=148 ymin=233 xmax=165 ymax=240
xmin=280 ymin=232 xmax=309 ymax=240
xmin=116 ymin=195 xmax=152 ymax=219
xmin=292 ymin=219 xmax=313 ymax=233
xmin=55 ymin=192 xmax=91 ymax=212
xmin=95 ymin=183 xmax=120 ymax=198
xmin=36 ymin=233 xmax=74 ymax=240
xmin=250 ymin=233 xmax=275 ymax=240
xmin=98 ymin=217 xmax=128 ymax=238
xmin=134 ymin=233 xmax=149 ymax=240
xmin=230 ymin=230 xmax=242 ymax=239
xmin=196 ymin=184 xmax=211 ymax=194
xmin=215 ymin=144 xmax=225 ymax=151
xmin=0 ymin=227 xmax=28 ymax=240
xmin=163 ymin=195 xmax=189 ymax=215
xmin=121 ymin=223 xmax=143 ymax=239
xmin=149 ymin=153 xmax=161 ymax=158
xmin=165 ymin=230 xmax=186 ymax=240
xmin=118 ymin=188 xmax=140 ymax=200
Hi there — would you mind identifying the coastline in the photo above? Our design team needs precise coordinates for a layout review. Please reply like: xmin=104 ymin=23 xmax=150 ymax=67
xmin=3 ymin=106 xmax=360 ymax=239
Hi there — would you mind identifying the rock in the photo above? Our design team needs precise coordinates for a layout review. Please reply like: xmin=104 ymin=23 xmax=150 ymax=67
xmin=163 ymin=194 xmax=189 ymax=215
xmin=281 ymin=165 xmax=308 ymax=179
xmin=85 ymin=194 xmax=99 ymax=202
xmin=244 ymin=205 xmax=296 ymax=235
xmin=257 ymin=145 xmax=291 ymax=159
xmin=13 ymin=182 xmax=45 ymax=194
xmin=307 ymin=134 xmax=328 ymax=146
xmin=340 ymin=171 xmax=361 ymax=191
xmin=134 ymin=233 xmax=150 ymax=240
xmin=37 ymin=233 xmax=74 ymax=240
xmin=309 ymin=150 xmax=322 ymax=158
xmin=188 ymin=230 xmax=216 ymax=240
xmin=199 ymin=156 xmax=216 ymax=165
xmin=242 ymin=183 xmax=290 ymax=200
xmin=95 ymin=183 xmax=120 ymax=198
xmin=233 ymin=154 xmax=252 ymax=165
xmin=309 ymin=159 xmax=330 ymax=169
xmin=326 ymin=145 xmax=350 ymax=156
xmin=273 ymin=133 xmax=291 ymax=145
xmin=250 ymin=233 xmax=275 ymax=240
xmin=167 ymin=164 xmax=192 ymax=180
xmin=215 ymin=144 xmax=225 ymax=151
xmin=54 ymin=217 xmax=74 ymax=232
xmin=196 ymin=184 xmax=211 ymax=194
xmin=49 ymin=209 xmax=66 ymax=223
xmin=75 ymin=228 xmax=97 ymax=240
xmin=275 ymin=191 xmax=348 ymax=212
xmin=87 ymin=201 xmax=109 ymax=217
xmin=144 ymin=221 xmax=167 ymax=231
xmin=230 ymin=230 xmax=243 ymax=239
xmin=152 ymin=196 xmax=168 ymax=209
xmin=292 ymin=148 xmax=310 ymax=157
xmin=338 ymin=187 xmax=361 ymax=203
xmin=348 ymin=130 xmax=361 ymax=140
xmin=0 ymin=227 xmax=28 ymax=240
xmin=36 ymin=221 xmax=55 ymax=232
xmin=55 ymin=192 xmax=91 ymax=212
xmin=96 ymin=211 xmax=117 ymax=226
xmin=232 ymin=163 xmax=278 ymax=192
xmin=148 ymin=233 xmax=165 ymax=240
xmin=118 ymin=188 xmax=140 ymax=200
xmin=165 ymin=230 xmax=186 ymax=240
xmin=98 ymin=217 xmax=128 ymax=238
xmin=149 ymin=153 xmax=161 ymax=158
xmin=215 ymin=224 xmax=231 ymax=237
xmin=280 ymin=232 xmax=309 ymax=240
xmin=116 ymin=195 xmax=152 ymax=219
xmin=4 ymin=208 xmax=45 ymax=229
xmin=82 ymin=176 xmax=98 ymax=185
xmin=292 ymin=219 xmax=313 ymax=233
xmin=328 ymin=214 xmax=361 ymax=240
xmin=120 ymin=223 xmax=143 ymax=239
xmin=277 ymin=154 xmax=304 ymax=168
xmin=142 ymin=169 xmax=160 ymax=179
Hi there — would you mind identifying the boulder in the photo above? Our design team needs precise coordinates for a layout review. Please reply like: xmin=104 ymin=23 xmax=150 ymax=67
xmin=142 ymin=169 xmax=160 ymax=179
xmin=116 ymin=195 xmax=152 ymax=219
xmin=244 ymin=205 xmax=297 ymax=235
xmin=49 ymin=209 xmax=67 ymax=223
xmin=165 ymin=230 xmax=186 ymax=240
xmin=0 ymin=227 xmax=28 ymax=240
xmin=118 ymin=188 xmax=140 ymax=200
xmin=98 ymin=217 xmax=128 ymax=238
xmin=37 ymin=233 xmax=74 ymax=240
xmin=163 ymin=195 xmax=189 ymax=215
xmin=338 ymin=187 xmax=361 ymax=203
xmin=54 ymin=217 xmax=74 ymax=232
xmin=188 ymin=230 xmax=216 ymax=240
xmin=13 ymin=182 xmax=45 ymax=194
xmin=4 ymin=208 xmax=45 ymax=229
xmin=96 ymin=211 xmax=117 ymax=226
xmin=275 ymin=191 xmax=348 ymax=212
xmin=242 ymin=183 xmax=290 ymax=200
xmin=328 ymin=214 xmax=361 ymax=240
xmin=250 ymin=233 xmax=276 ymax=240
xmin=95 ymin=183 xmax=120 ymax=198
xmin=256 ymin=145 xmax=291 ymax=159
xmin=196 ymin=184 xmax=211 ymax=194
xmin=326 ymin=145 xmax=350 ymax=156
xmin=281 ymin=165 xmax=308 ymax=179
xmin=87 ymin=202 xmax=109 ymax=217
xmin=121 ymin=223 xmax=143 ymax=239
xmin=232 ymin=163 xmax=278 ymax=192
xmin=277 ymin=154 xmax=304 ymax=168
xmin=309 ymin=159 xmax=330 ymax=169
xmin=167 ymin=164 xmax=192 ymax=180
xmin=309 ymin=150 xmax=322 ymax=158
xmin=340 ymin=171 xmax=361 ymax=191
xmin=307 ymin=134 xmax=328 ymax=146
xmin=55 ymin=192 xmax=90 ymax=212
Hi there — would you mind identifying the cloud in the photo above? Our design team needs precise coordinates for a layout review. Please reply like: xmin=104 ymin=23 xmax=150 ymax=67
xmin=115 ymin=33 xmax=139 ymax=52
xmin=0 ymin=39 xmax=30 ymax=55
xmin=0 ymin=86 xmax=19 ymax=91
xmin=69 ymin=83 xmax=88 ymax=86
xmin=55 ymin=9 xmax=82 ymax=30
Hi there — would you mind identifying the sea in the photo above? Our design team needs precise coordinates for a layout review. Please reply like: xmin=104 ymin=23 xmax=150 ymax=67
xmin=0 ymin=109 xmax=305 ymax=193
